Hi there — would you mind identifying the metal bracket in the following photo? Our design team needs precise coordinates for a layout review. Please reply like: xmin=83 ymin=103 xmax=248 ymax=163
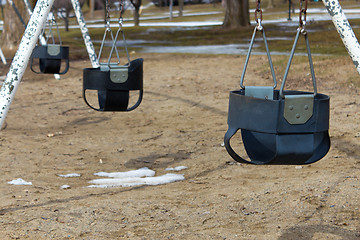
xmin=284 ymin=94 xmax=314 ymax=124
xmin=47 ymin=44 xmax=60 ymax=56
xmin=245 ymin=86 xmax=274 ymax=100
xmin=110 ymin=66 xmax=128 ymax=83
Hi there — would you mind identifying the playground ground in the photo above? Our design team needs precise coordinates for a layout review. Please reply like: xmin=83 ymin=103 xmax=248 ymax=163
xmin=0 ymin=52 xmax=359 ymax=239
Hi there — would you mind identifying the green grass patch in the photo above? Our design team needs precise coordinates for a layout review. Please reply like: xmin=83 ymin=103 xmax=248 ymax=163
xmin=49 ymin=1 xmax=360 ymax=60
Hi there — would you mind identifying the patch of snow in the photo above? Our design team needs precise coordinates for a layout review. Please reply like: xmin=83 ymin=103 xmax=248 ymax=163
xmin=88 ymin=173 xmax=184 ymax=188
xmin=94 ymin=167 xmax=155 ymax=178
xmin=8 ymin=178 xmax=32 ymax=185
xmin=165 ymin=166 xmax=188 ymax=171
xmin=57 ymin=173 xmax=81 ymax=178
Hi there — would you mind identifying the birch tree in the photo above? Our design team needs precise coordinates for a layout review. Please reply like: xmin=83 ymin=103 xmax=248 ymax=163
xmin=53 ymin=0 xmax=85 ymax=32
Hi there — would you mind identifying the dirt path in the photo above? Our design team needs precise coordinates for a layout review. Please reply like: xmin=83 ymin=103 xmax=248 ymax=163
xmin=0 ymin=53 xmax=359 ymax=239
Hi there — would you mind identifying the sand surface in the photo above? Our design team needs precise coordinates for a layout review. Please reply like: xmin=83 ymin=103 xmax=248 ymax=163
xmin=0 ymin=53 xmax=359 ymax=239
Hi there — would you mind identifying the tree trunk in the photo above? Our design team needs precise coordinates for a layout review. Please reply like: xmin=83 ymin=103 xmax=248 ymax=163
xmin=0 ymin=5 xmax=4 ymax=19
xmin=134 ymin=6 xmax=140 ymax=26
xmin=1 ymin=0 xmax=30 ymax=54
xmin=169 ymin=0 xmax=173 ymax=20
xmin=178 ymin=0 xmax=184 ymax=17
xmin=223 ymin=0 xmax=249 ymax=28
xmin=65 ymin=10 xmax=70 ymax=31
xmin=89 ymin=0 xmax=95 ymax=18
xmin=267 ymin=0 xmax=274 ymax=8
xmin=130 ymin=0 xmax=141 ymax=26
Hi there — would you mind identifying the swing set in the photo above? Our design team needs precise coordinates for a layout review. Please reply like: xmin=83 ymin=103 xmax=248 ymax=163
xmin=0 ymin=0 xmax=359 ymax=165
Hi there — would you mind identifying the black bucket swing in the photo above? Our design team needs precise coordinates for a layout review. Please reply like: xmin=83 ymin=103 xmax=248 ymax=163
xmin=224 ymin=0 xmax=330 ymax=165
xmin=30 ymin=12 xmax=69 ymax=75
xmin=83 ymin=0 xmax=143 ymax=112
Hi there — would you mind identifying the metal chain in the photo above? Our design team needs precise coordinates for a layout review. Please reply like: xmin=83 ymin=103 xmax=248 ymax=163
xmin=299 ymin=0 xmax=307 ymax=30
xmin=255 ymin=0 xmax=263 ymax=30
xmin=45 ymin=11 xmax=62 ymax=45
xmin=118 ymin=0 xmax=124 ymax=28
xmin=105 ymin=0 xmax=111 ymax=30
xmin=280 ymin=0 xmax=317 ymax=98
xmin=241 ymin=0 xmax=276 ymax=89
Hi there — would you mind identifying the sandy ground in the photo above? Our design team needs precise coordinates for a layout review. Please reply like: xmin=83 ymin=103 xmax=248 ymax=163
xmin=0 ymin=52 xmax=359 ymax=239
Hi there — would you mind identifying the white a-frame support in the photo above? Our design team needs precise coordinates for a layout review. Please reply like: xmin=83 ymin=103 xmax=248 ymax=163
xmin=0 ymin=47 xmax=6 ymax=64
xmin=0 ymin=0 xmax=55 ymax=128
xmin=322 ymin=0 xmax=360 ymax=74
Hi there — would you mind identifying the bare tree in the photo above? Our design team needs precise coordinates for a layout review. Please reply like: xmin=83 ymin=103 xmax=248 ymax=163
xmin=129 ymin=0 xmax=141 ymax=26
xmin=169 ymin=0 xmax=173 ymax=19
xmin=52 ymin=0 xmax=85 ymax=32
xmin=1 ymin=0 xmax=29 ymax=53
xmin=223 ymin=0 xmax=250 ymax=28
xmin=0 ymin=3 xmax=4 ymax=18
xmin=178 ymin=0 xmax=184 ymax=17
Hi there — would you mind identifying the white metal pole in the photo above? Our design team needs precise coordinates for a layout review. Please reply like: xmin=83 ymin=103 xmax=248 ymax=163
xmin=71 ymin=0 xmax=100 ymax=68
xmin=23 ymin=0 xmax=45 ymax=45
xmin=0 ymin=0 xmax=56 ymax=129
xmin=0 ymin=47 xmax=6 ymax=64
xmin=23 ymin=0 xmax=61 ymax=80
xmin=322 ymin=0 xmax=360 ymax=74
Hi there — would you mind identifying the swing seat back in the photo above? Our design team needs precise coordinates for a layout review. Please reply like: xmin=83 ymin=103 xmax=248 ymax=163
xmin=83 ymin=58 xmax=143 ymax=112
xmin=224 ymin=89 xmax=330 ymax=165
xmin=30 ymin=45 xmax=69 ymax=74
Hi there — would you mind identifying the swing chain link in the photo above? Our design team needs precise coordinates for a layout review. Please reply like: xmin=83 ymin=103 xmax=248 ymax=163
xmin=43 ymin=11 xmax=62 ymax=45
xmin=255 ymin=0 xmax=263 ymax=29
xmin=255 ymin=0 xmax=262 ymax=23
xmin=105 ymin=0 xmax=111 ymax=31
xmin=119 ymin=0 xmax=124 ymax=28
xmin=299 ymin=0 xmax=308 ymax=34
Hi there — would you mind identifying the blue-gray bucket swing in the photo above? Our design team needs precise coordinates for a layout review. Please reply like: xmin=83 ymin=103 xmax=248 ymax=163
xmin=224 ymin=4 xmax=330 ymax=165
xmin=82 ymin=11 xmax=143 ymax=112
xmin=30 ymin=12 xmax=69 ymax=75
